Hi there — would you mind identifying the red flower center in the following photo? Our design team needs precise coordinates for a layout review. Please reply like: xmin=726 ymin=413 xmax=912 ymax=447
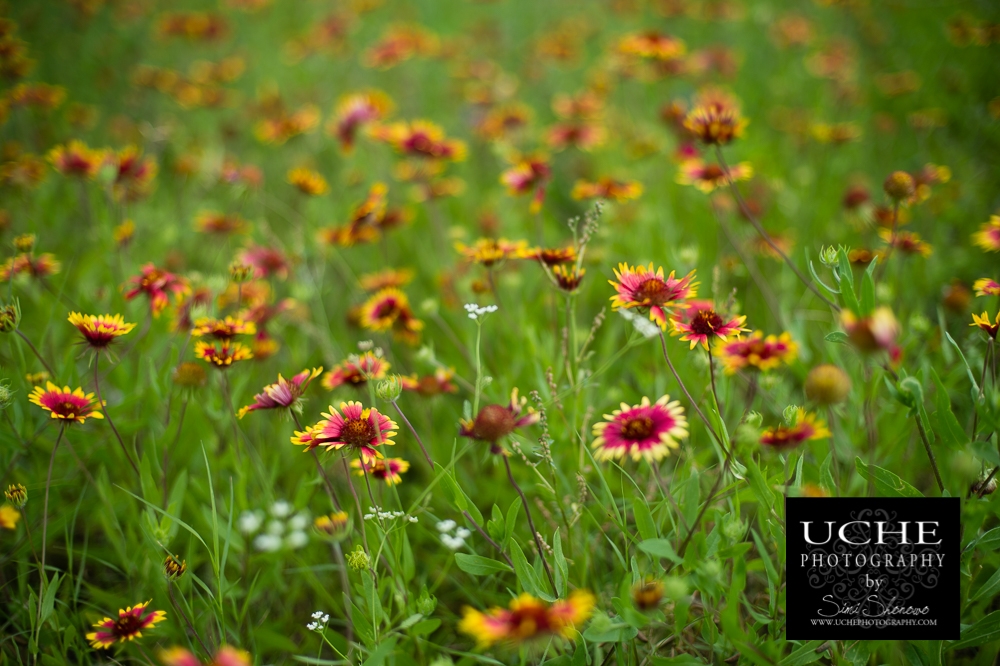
xmin=112 ymin=612 xmax=145 ymax=638
xmin=701 ymin=164 xmax=725 ymax=180
xmin=341 ymin=417 xmax=377 ymax=446
xmin=620 ymin=415 xmax=655 ymax=440
xmin=473 ymin=404 xmax=516 ymax=442
xmin=634 ymin=278 xmax=670 ymax=305
xmin=689 ymin=310 xmax=724 ymax=335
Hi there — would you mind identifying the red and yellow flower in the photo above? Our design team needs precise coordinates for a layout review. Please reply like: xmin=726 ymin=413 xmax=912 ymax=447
xmin=124 ymin=264 xmax=189 ymax=316
xmin=194 ymin=211 xmax=250 ymax=235
xmin=192 ymin=316 xmax=256 ymax=339
xmin=973 ymin=215 xmax=1000 ymax=252
xmin=974 ymin=278 xmax=1000 ymax=297
xmin=879 ymin=229 xmax=932 ymax=257
xmin=292 ymin=401 xmax=397 ymax=463
xmin=971 ymin=311 xmax=1000 ymax=339
xmin=68 ymin=312 xmax=136 ymax=349
xmin=238 ymin=368 xmax=323 ymax=418
xmin=618 ymin=31 xmax=686 ymax=61
xmin=592 ymin=395 xmax=688 ymax=463
xmin=47 ymin=140 xmax=106 ymax=179
xmin=328 ymin=89 xmax=393 ymax=152
xmin=350 ymin=457 xmax=410 ymax=485
xmin=358 ymin=288 xmax=424 ymax=344
xmin=571 ymin=177 xmax=643 ymax=202
xmin=840 ymin=307 xmax=899 ymax=354
xmin=609 ymin=264 xmax=698 ymax=329
xmin=287 ymin=167 xmax=329 ymax=196
xmin=459 ymin=591 xmax=595 ymax=648
xmin=322 ymin=351 xmax=389 ymax=390
xmin=676 ymin=159 xmax=751 ymax=193
xmin=671 ymin=300 xmax=748 ymax=350
xmin=455 ymin=238 xmax=530 ymax=267
xmin=159 ymin=646 xmax=251 ymax=666
xmin=371 ymin=119 xmax=466 ymax=161
xmin=500 ymin=157 xmax=550 ymax=213
xmin=29 ymin=383 xmax=104 ymax=423
xmin=86 ymin=601 xmax=166 ymax=649
xmin=760 ymin=409 xmax=830 ymax=450
xmin=460 ymin=388 xmax=538 ymax=452
xmin=713 ymin=331 xmax=798 ymax=374
xmin=683 ymin=103 xmax=748 ymax=146
xmin=194 ymin=340 xmax=253 ymax=368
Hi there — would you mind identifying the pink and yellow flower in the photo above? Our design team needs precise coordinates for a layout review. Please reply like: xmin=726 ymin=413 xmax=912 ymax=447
xmin=159 ymin=646 xmax=251 ymax=666
xmin=238 ymin=368 xmax=323 ymax=418
xmin=571 ymin=177 xmax=643 ymax=202
xmin=192 ymin=316 xmax=256 ymax=339
xmin=86 ymin=601 xmax=166 ymax=649
xmin=328 ymin=89 xmax=393 ymax=152
xmin=971 ymin=311 xmax=1000 ymax=339
xmin=713 ymin=331 xmax=798 ymax=374
xmin=400 ymin=368 xmax=459 ymax=396
xmin=973 ymin=215 xmax=1000 ymax=252
xmin=609 ymin=263 xmax=698 ymax=329
xmin=29 ymin=383 xmax=104 ymax=424
xmin=124 ymin=264 xmax=189 ymax=316
xmin=455 ymin=238 xmax=531 ymax=267
xmin=68 ymin=312 xmax=136 ymax=349
xmin=592 ymin=395 xmax=688 ymax=462
xmin=371 ymin=119 xmax=466 ymax=161
xmin=670 ymin=300 xmax=749 ymax=350
xmin=459 ymin=591 xmax=595 ymax=648
xmin=322 ymin=352 xmax=390 ymax=390
xmin=292 ymin=401 xmax=397 ymax=463
xmin=973 ymin=278 xmax=1000 ymax=297
xmin=760 ymin=409 xmax=830 ymax=450
xmin=194 ymin=340 xmax=253 ymax=368
xmin=618 ymin=31 xmax=686 ymax=61
xmin=840 ymin=307 xmax=899 ymax=354
xmin=47 ymin=140 xmax=106 ymax=179
xmin=676 ymin=159 xmax=752 ymax=193
xmin=350 ymin=457 xmax=410 ymax=485
xmin=358 ymin=288 xmax=424 ymax=344
xmin=879 ymin=229 xmax=932 ymax=257
xmin=194 ymin=211 xmax=249 ymax=235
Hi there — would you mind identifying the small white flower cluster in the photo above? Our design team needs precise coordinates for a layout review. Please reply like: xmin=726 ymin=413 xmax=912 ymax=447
xmin=464 ymin=303 xmax=499 ymax=320
xmin=617 ymin=308 xmax=661 ymax=340
xmin=436 ymin=519 xmax=472 ymax=551
xmin=238 ymin=500 xmax=310 ymax=553
xmin=307 ymin=610 xmax=330 ymax=632
xmin=363 ymin=505 xmax=418 ymax=523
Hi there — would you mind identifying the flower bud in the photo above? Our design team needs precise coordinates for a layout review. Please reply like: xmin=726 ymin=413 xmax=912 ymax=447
xmin=314 ymin=511 xmax=351 ymax=542
xmin=661 ymin=575 xmax=689 ymax=601
xmin=805 ymin=364 xmax=851 ymax=405
xmin=973 ymin=475 xmax=997 ymax=496
xmin=4 ymin=483 xmax=26 ymax=508
xmin=347 ymin=544 xmax=370 ymax=571
xmin=13 ymin=233 xmax=34 ymax=253
xmin=631 ymin=578 xmax=664 ymax=611
xmin=883 ymin=171 xmax=916 ymax=201
xmin=0 ymin=381 xmax=14 ymax=410
xmin=376 ymin=376 xmax=403 ymax=402
xmin=163 ymin=554 xmax=187 ymax=581
xmin=173 ymin=362 xmax=207 ymax=388
xmin=818 ymin=246 xmax=839 ymax=267
xmin=782 ymin=405 xmax=801 ymax=426
xmin=0 ymin=303 xmax=20 ymax=333
xmin=229 ymin=261 xmax=253 ymax=283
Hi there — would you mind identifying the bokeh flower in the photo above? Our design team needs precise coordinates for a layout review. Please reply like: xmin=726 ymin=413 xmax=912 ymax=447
xmin=676 ymin=159 xmax=752 ymax=193
xmin=713 ymin=331 xmax=797 ymax=374
xmin=592 ymin=396 xmax=688 ymax=462
xmin=973 ymin=278 xmax=1000 ymax=297
xmin=459 ymin=591 xmax=595 ymax=648
xmin=973 ymin=215 xmax=1000 ymax=252
xmin=571 ymin=177 xmax=643 ymax=202
xmin=159 ymin=646 xmax=251 ymax=666
xmin=840 ymin=307 xmax=899 ymax=354
xmin=760 ymin=409 xmax=830 ymax=450
xmin=287 ymin=167 xmax=329 ymax=196
xmin=238 ymin=368 xmax=322 ymax=418
xmin=322 ymin=351 xmax=389 ymax=390
xmin=350 ymin=457 xmax=410 ymax=485
xmin=194 ymin=340 xmax=253 ymax=368
xmin=124 ymin=264 xmax=189 ymax=316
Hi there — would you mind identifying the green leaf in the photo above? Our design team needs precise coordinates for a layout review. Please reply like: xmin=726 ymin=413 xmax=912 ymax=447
xmin=454 ymin=553 xmax=513 ymax=577
xmin=637 ymin=539 xmax=682 ymax=564
xmin=947 ymin=610 xmax=1000 ymax=650
xmin=970 ymin=440 xmax=1000 ymax=466
xmin=361 ymin=637 xmax=398 ymax=666
xmin=928 ymin=368 xmax=966 ymax=450
xmin=39 ymin=573 xmax=62 ymax=625
xmin=503 ymin=497 xmax=520 ymax=549
xmin=824 ymin=331 xmax=849 ymax=345
xmin=860 ymin=267 xmax=875 ymax=316
xmin=778 ymin=640 xmax=826 ymax=666
xmin=509 ymin=541 xmax=545 ymax=599
xmin=970 ymin=566 xmax=1000 ymax=603
xmin=632 ymin=498 xmax=657 ymax=541
xmin=855 ymin=457 xmax=923 ymax=497
xmin=808 ymin=259 xmax=840 ymax=295
xmin=945 ymin=332 xmax=980 ymax=395
xmin=552 ymin=530 xmax=568 ymax=598
xmin=745 ymin=456 xmax=776 ymax=507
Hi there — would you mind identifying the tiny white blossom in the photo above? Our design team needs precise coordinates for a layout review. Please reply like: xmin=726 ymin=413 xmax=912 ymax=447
xmin=307 ymin=622 xmax=318 ymax=631
xmin=266 ymin=519 xmax=285 ymax=536
xmin=456 ymin=527 xmax=471 ymax=539
xmin=238 ymin=510 xmax=263 ymax=534
xmin=286 ymin=531 xmax=309 ymax=549
xmin=436 ymin=519 xmax=457 ymax=533
xmin=270 ymin=500 xmax=293 ymax=518
xmin=289 ymin=513 xmax=310 ymax=531
xmin=253 ymin=533 xmax=283 ymax=553
xmin=312 ymin=611 xmax=325 ymax=619
xmin=464 ymin=303 xmax=499 ymax=320
xmin=441 ymin=534 xmax=465 ymax=550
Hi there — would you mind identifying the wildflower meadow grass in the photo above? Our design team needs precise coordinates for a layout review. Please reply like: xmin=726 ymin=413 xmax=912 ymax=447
xmin=1 ymin=0 xmax=1000 ymax=664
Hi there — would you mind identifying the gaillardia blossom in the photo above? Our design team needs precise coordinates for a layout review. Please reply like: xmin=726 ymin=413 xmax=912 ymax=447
xmin=683 ymin=103 xmax=748 ymax=146
xmin=286 ymin=167 xmax=329 ymax=196
xmin=592 ymin=396 xmax=688 ymax=462
xmin=29 ymin=382 xmax=104 ymax=423
xmin=351 ymin=457 xmax=410 ymax=485
xmin=159 ymin=646 xmax=251 ymax=666
xmin=571 ymin=177 xmax=643 ymax=202
xmin=194 ymin=340 xmax=253 ymax=368
xmin=840 ymin=307 xmax=899 ymax=354
xmin=86 ymin=601 xmax=166 ymax=649
xmin=124 ymin=264 xmax=189 ymax=316
xmin=292 ymin=401 xmax=397 ymax=463
xmin=459 ymin=591 xmax=595 ymax=648
xmin=676 ymin=159 xmax=752 ymax=193
xmin=68 ymin=312 xmax=136 ymax=349
xmin=713 ymin=331 xmax=798 ymax=374
xmin=192 ymin=316 xmax=257 ymax=339
xmin=973 ymin=278 xmax=1000 ymax=297
xmin=670 ymin=300 xmax=749 ymax=350
xmin=459 ymin=388 xmax=538 ymax=452
xmin=238 ymin=368 xmax=323 ymax=418
xmin=971 ymin=311 xmax=1000 ymax=339
xmin=322 ymin=351 xmax=389 ymax=390
xmin=972 ymin=215 xmax=1000 ymax=252
xmin=609 ymin=263 xmax=698 ymax=329
xmin=759 ymin=409 xmax=830 ymax=450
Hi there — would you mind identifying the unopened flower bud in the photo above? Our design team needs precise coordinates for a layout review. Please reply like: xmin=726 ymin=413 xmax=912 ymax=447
xmin=314 ymin=511 xmax=351 ymax=542
xmin=13 ymin=233 xmax=34 ymax=253
xmin=163 ymin=554 xmax=187 ymax=580
xmin=782 ymin=405 xmax=801 ymax=426
xmin=631 ymin=578 xmax=664 ymax=611
xmin=818 ymin=246 xmax=839 ymax=267
xmin=805 ymin=364 xmax=851 ymax=405
xmin=744 ymin=411 xmax=763 ymax=428
xmin=883 ymin=171 xmax=915 ymax=202
xmin=0 ymin=381 xmax=14 ymax=410
xmin=4 ymin=483 xmax=26 ymax=508
xmin=229 ymin=261 xmax=253 ymax=283
xmin=347 ymin=544 xmax=370 ymax=571
xmin=173 ymin=362 xmax=207 ymax=388
xmin=0 ymin=303 xmax=20 ymax=333
xmin=376 ymin=376 xmax=403 ymax=402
